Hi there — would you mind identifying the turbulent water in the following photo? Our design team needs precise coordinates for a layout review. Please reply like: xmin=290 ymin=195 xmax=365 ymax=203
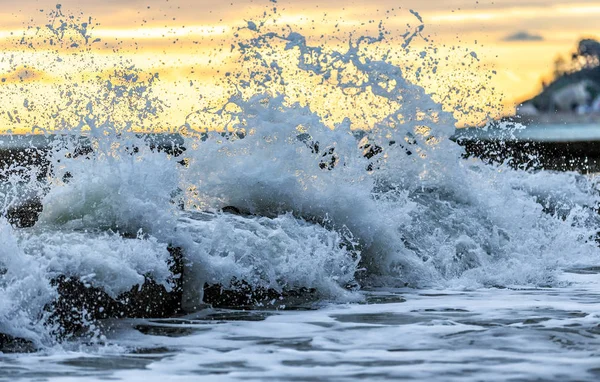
xmin=1 ymin=4 xmax=600 ymax=381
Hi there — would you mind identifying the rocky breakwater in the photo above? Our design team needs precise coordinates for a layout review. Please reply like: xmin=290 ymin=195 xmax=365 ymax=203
xmin=0 ymin=134 xmax=193 ymax=352
xmin=0 ymin=133 xmax=345 ymax=352
xmin=453 ymin=120 xmax=600 ymax=173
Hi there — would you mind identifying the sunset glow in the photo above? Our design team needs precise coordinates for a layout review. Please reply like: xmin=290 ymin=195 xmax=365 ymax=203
xmin=0 ymin=0 xmax=598 ymax=132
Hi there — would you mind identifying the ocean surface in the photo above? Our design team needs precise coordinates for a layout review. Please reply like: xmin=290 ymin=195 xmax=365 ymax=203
xmin=1 ymin=5 xmax=600 ymax=382
xmin=2 ymin=273 xmax=600 ymax=381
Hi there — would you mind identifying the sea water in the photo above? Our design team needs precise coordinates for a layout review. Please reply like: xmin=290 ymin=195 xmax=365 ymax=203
xmin=1 ymin=4 xmax=599 ymax=381
xmin=2 ymin=278 xmax=600 ymax=381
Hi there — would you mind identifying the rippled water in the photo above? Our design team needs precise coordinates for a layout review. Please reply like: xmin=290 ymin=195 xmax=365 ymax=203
xmin=2 ymin=269 xmax=599 ymax=381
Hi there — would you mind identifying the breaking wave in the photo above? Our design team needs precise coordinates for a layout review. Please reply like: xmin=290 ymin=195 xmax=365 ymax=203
xmin=0 ymin=4 xmax=599 ymax=349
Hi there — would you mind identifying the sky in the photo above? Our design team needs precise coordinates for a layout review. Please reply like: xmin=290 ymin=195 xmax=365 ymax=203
xmin=0 ymin=0 xmax=598 ymax=131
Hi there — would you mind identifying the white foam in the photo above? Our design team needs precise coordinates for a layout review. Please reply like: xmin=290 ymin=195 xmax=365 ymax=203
xmin=1 ymin=6 xmax=599 ymax=348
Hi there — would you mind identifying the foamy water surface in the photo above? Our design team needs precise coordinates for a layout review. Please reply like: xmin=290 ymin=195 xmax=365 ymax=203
xmin=1 ymin=271 xmax=600 ymax=381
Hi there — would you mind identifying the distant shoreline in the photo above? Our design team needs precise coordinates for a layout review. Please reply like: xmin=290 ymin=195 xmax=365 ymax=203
xmin=511 ymin=113 xmax=600 ymax=126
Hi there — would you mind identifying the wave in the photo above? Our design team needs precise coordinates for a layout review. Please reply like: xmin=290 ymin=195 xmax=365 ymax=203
xmin=0 ymin=5 xmax=599 ymax=349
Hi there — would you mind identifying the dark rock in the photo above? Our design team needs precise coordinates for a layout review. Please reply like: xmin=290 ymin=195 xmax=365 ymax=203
xmin=47 ymin=275 xmax=122 ymax=338
xmin=359 ymin=136 xmax=412 ymax=172
xmin=361 ymin=143 xmax=383 ymax=159
xmin=455 ymin=134 xmax=600 ymax=172
xmin=0 ymin=147 xmax=50 ymax=182
xmin=137 ymin=133 xmax=186 ymax=156
xmin=318 ymin=147 xmax=339 ymax=170
xmin=41 ymin=239 xmax=331 ymax=340
xmin=0 ymin=333 xmax=37 ymax=354
xmin=47 ymin=246 xmax=185 ymax=339
xmin=203 ymin=279 xmax=318 ymax=309
xmin=295 ymin=134 xmax=339 ymax=170
xmin=221 ymin=206 xmax=253 ymax=216
xmin=128 ymin=245 xmax=186 ymax=318
xmin=5 ymin=199 xmax=43 ymax=228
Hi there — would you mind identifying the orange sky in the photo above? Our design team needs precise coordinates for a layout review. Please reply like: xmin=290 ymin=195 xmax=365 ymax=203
xmin=0 ymin=1 xmax=598 ymax=132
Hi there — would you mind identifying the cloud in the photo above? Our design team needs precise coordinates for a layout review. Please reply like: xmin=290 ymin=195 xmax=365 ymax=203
xmin=502 ymin=31 xmax=544 ymax=42
xmin=0 ymin=66 xmax=47 ymax=84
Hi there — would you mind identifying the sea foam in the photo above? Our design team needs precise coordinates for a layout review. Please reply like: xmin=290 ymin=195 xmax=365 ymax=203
xmin=0 ymin=5 xmax=599 ymax=348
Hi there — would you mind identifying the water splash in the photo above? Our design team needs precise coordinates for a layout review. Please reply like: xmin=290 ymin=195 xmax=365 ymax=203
xmin=0 ymin=4 xmax=598 ymax=348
